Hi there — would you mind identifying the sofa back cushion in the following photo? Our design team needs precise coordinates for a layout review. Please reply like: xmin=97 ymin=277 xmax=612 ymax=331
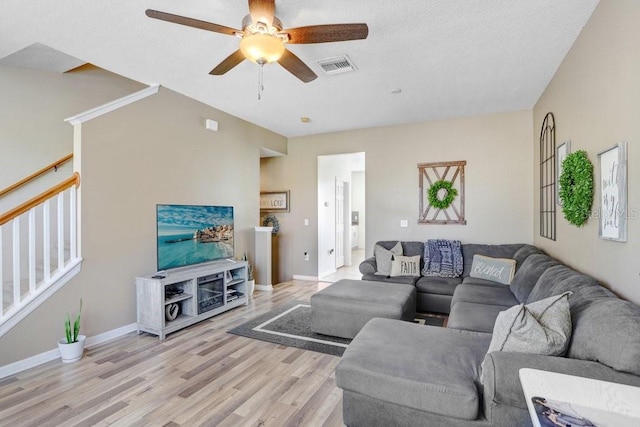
xmin=461 ymin=244 xmax=525 ymax=277
xmin=510 ymin=254 xmax=561 ymax=303
xmin=526 ymin=264 xmax=614 ymax=305
xmin=567 ymin=297 xmax=640 ymax=376
xmin=374 ymin=241 xmax=424 ymax=270
xmin=511 ymin=245 xmax=543 ymax=272
xmin=374 ymin=241 xmax=424 ymax=257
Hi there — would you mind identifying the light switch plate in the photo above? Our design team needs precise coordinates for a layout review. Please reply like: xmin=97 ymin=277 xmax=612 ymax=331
xmin=400 ymin=220 xmax=408 ymax=228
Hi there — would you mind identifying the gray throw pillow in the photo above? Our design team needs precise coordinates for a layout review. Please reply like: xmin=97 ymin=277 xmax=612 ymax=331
xmin=470 ymin=255 xmax=516 ymax=285
xmin=374 ymin=242 xmax=403 ymax=276
xmin=487 ymin=291 xmax=572 ymax=356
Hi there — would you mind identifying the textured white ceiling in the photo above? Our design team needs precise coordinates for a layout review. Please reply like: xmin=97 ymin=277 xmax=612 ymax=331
xmin=0 ymin=0 xmax=599 ymax=137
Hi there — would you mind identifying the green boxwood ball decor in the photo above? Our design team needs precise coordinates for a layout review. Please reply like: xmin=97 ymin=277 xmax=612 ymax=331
xmin=428 ymin=180 xmax=458 ymax=210
xmin=262 ymin=214 xmax=279 ymax=234
xmin=559 ymin=150 xmax=594 ymax=227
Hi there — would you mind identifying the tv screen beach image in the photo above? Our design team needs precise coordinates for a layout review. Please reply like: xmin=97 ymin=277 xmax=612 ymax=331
xmin=157 ymin=204 xmax=234 ymax=271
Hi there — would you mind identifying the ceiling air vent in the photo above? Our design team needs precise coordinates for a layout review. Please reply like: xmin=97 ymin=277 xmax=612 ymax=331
xmin=317 ymin=55 xmax=357 ymax=75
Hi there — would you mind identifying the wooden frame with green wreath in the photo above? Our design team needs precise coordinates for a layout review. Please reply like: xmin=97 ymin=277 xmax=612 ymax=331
xmin=418 ymin=161 xmax=466 ymax=225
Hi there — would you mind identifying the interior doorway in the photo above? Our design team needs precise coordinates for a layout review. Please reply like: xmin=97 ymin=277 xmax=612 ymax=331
xmin=317 ymin=152 xmax=365 ymax=282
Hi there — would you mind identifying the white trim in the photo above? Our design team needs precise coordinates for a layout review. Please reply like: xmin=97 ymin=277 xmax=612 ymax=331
xmin=318 ymin=268 xmax=337 ymax=279
xmin=64 ymin=84 xmax=160 ymax=125
xmin=292 ymin=275 xmax=319 ymax=281
xmin=253 ymin=226 xmax=273 ymax=233
xmin=85 ymin=323 xmax=138 ymax=347
xmin=255 ymin=284 xmax=274 ymax=291
xmin=0 ymin=322 xmax=137 ymax=379
xmin=0 ymin=259 xmax=82 ymax=337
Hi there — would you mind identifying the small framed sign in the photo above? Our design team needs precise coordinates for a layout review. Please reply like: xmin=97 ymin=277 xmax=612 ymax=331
xmin=597 ymin=142 xmax=627 ymax=242
xmin=260 ymin=191 xmax=290 ymax=213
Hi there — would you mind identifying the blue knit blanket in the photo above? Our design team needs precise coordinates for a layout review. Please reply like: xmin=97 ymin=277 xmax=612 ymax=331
xmin=421 ymin=239 xmax=463 ymax=278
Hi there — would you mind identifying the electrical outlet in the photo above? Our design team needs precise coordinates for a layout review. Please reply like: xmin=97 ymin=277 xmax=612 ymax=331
xmin=304 ymin=252 xmax=309 ymax=261
xmin=304 ymin=219 xmax=309 ymax=226
xmin=400 ymin=219 xmax=408 ymax=228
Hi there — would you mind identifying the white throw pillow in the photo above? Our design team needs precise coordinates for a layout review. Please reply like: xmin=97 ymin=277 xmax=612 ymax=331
xmin=487 ymin=291 xmax=573 ymax=356
xmin=470 ymin=255 xmax=516 ymax=285
xmin=390 ymin=255 xmax=421 ymax=277
xmin=374 ymin=242 xmax=403 ymax=276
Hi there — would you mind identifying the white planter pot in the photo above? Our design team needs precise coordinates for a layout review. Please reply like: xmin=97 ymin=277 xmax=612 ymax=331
xmin=58 ymin=335 xmax=86 ymax=363
xmin=247 ymin=280 xmax=255 ymax=299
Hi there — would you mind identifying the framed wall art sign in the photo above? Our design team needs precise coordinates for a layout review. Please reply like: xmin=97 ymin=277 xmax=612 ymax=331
xmin=260 ymin=191 xmax=290 ymax=213
xmin=597 ymin=142 xmax=627 ymax=242
xmin=556 ymin=140 xmax=571 ymax=205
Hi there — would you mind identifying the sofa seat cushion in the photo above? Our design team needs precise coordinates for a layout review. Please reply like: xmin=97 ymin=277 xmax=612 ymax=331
xmin=462 ymin=276 xmax=510 ymax=288
xmin=448 ymin=302 xmax=509 ymax=333
xmin=415 ymin=276 xmax=462 ymax=296
xmin=336 ymin=318 xmax=491 ymax=420
xmin=451 ymin=284 xmax=518 ymax=308
xmin=361 ymin=273 xmax=418 ymax=285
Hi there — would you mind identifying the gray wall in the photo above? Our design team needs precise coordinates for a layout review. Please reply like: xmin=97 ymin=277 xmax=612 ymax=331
xmin=0 ymin=68 xmax=286 ymax=366
xmin=533 ymin=0 xmax=640 ymax=304
xmin=261 ymin=110 xmax=534 ymax=282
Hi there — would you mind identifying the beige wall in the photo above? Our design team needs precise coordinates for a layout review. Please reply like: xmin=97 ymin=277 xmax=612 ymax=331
xmin=533 ymin=0 xmax=640 ymax=304
xmin=261 ymin=110 xmax=534 ymax=281
xmin=0 ymin=65 xmax=144 ymax=211
xmin=0 ymin=74 xmax=285 ymax=366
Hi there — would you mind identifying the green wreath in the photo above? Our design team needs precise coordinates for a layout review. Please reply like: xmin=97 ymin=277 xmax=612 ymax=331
xmin=559 ymin=150 xmax=593 ymax=227
xmin=262 ymin=214 xmax=279 ymax=234
xmin=427 ymin=180 xmax=458 ymax=210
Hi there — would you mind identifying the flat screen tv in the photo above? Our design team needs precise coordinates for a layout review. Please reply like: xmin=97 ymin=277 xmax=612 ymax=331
xmin=156 ymin=204 xmax=234 ymax=271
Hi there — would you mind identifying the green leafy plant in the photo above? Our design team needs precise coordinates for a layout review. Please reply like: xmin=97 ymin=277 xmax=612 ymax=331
xmin=427 ymin=180 xmax=458 ymax=210
xmin=559 ymin=150 xmax=594 ymax=227
xmin=64 ymin=299 xmax=82 ymax=344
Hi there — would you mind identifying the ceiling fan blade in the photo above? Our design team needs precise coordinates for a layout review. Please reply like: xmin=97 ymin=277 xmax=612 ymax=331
xmin=277 ymin=49 xmax=317 ymax=83
xmin=285 ymin=23 xmax=369 ymax=44
xmin=145 ymin=9 xmax=239 ymax=36
xmin=210 ymin=50 xmax=246 ymax=75
xmin=248 ymin=0 xmax=275 ymax=26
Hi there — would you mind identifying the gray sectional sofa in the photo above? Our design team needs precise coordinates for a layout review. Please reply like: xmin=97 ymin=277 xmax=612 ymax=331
xmin=359 ymin=241 xmax=541 ymax=313
xmin=337 ymin=242 xmax=640 ymax=426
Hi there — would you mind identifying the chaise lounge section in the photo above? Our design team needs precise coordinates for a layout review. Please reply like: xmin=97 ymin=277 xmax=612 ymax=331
xmin=337 ymin=243 xmax=640 ymax=426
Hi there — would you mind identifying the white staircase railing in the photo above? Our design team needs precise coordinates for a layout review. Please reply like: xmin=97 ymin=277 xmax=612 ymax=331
xmin=0 ymin=172 xmax=82 ymax=337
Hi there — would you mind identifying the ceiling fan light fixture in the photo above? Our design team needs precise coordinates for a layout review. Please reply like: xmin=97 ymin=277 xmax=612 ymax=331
xmin=240 ymin=33 xmax=285 ymax=64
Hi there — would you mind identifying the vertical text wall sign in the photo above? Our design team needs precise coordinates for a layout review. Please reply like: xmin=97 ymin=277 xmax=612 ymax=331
xmin=418 ymin=161 xmax=466 ymax=225
xmin=598 ymin=142 xmax=628 ymax=242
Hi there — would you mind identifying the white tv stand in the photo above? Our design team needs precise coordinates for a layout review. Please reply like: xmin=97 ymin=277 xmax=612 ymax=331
xmin=136 ymin=260 xmax=248 ymax=340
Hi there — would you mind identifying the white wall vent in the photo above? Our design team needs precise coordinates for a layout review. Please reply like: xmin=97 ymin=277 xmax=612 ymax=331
xmin=317 ymin=55 xmax=357 ymax=75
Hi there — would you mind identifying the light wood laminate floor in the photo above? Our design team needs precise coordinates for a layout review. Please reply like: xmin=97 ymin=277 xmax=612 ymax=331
xmin=0 ymin=280 xmax=343 ymax=427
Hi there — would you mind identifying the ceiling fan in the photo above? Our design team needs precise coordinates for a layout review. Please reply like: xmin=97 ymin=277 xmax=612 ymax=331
xmin=145 ymin=0 xmax=368 ymax=83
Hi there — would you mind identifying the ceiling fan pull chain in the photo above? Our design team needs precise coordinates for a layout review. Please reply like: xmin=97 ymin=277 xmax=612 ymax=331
xmin=257 ymin=62 xmax=265 ymax=100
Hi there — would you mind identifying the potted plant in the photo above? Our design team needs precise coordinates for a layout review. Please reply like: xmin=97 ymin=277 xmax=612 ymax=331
xmin=57 ymin=299 xmax=86 ymax=363
xmin=243 ymin=253 xmax=255 ymax=298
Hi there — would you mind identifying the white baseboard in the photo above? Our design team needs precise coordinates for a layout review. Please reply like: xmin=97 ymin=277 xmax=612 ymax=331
xmin=0 ymin=322 xmax=137 ymax=380
xmin=292 ymin=275 xmax=320 ymax=281
xmin=255 ymin=284 xmax=273 ymax=291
